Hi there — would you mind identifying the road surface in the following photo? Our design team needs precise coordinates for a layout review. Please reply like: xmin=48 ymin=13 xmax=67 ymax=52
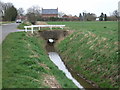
xmin=0 ymin=23 xmax=19 ymax=44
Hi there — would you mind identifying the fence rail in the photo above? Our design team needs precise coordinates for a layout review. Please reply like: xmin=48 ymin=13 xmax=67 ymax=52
xmin=24 ymin=25 xmax=65 ymax=34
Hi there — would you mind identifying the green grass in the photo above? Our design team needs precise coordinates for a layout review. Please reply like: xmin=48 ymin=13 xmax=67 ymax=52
xmin=48 ymin=21 xmax=118 ymax=41
xmin=17 ymin=22 xmax=63 ymax=30
xmin=17 ymin=22 xmax=32 ymax=29
xmin=0 ymin=44 xmax=2 ymax=89
xmin=2 ymin=32 xmax=77 ymax=88
xmin=50 ymin=21 xmax=119 ymax=88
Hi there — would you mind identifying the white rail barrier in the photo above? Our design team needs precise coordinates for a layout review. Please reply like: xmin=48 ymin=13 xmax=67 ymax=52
xmin=24 ymin=25 xmax=65 ymax=34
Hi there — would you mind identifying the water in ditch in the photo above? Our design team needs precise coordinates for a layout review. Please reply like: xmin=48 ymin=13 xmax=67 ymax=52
xmin=39 ymin=30 xmax=96 ymax=89
xmin=48 ymin=52 xmax=84 ymax=88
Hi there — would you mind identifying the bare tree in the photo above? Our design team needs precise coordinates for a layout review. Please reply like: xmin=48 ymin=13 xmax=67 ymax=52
xmin=18 ymin=8 xmax=24 ymax=16
xmin=26 ymin=5 xmax=41 ymax=24
xmin=113 ymin=10 xmax=120 ymax=20
xmin=0 ymin=1 xmax=4 ymax=18
xmin=58 ymin=12 xmax=65 ymax=18
xmin=82 ymin=12 xmax=96 ymax=21
xmin=27 ymin=5 xmax=41 ymax=15
xmin=86 ymin=13 xmax=96 ymax=21
xmin=0 ymin=1 xmax=17 ymax=21
xmin=2 ymin=2 xmax=13 ymax=11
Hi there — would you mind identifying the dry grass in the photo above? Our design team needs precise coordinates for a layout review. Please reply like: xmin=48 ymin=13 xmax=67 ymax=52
xmin=43 ymin=74 xmax=61 ymax=88
xmin=36 ymin=21 xmax=48 ymax=25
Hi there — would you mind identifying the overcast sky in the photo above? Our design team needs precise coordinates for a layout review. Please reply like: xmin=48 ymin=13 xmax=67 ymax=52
xmin=1 ymin=0 xmax=119 ymax=16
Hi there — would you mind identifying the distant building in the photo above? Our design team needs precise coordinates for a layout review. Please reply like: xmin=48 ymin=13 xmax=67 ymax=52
xmin=16 ymin=15 xmax=27 ymax=21
xmin=62 ymin=14 xmax=79 ymax=20
xmin=42 ymin=8 xmax=58 ymax=18
xmin=62 ymin=15 xmax=70 ymax=18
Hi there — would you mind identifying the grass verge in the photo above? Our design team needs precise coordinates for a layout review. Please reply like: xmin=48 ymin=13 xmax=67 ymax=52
xmin=17 ymin=22 xmax=32 ymax=29
xmin=54 ymin=21 xmax=119 ymax=88
xmin=0 ymin=44 xmax=2 ymax=89
xmin=2 ymin=32 xmax=77 ymax=88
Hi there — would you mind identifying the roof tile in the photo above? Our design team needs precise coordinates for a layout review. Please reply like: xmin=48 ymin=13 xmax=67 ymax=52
xmin=42 ymin=9 xmax=58 ymax=14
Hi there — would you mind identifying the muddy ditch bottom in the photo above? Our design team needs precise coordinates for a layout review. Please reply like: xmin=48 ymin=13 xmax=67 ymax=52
xmin=39 ymin=30 xmax=97 ymax=88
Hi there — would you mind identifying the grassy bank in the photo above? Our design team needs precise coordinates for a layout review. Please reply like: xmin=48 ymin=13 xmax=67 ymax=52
xmin=53 ymin=21 xmax=119 ymax=88
xmin=2 ymin=32 xmax=77 ymax=88
xmin=48 ymin=21 xmax=118 ymax=41
xmin=0 ymin=44 xmax=2 ymax=89
xmin=17 ymin=22 xmax=32 ymax=29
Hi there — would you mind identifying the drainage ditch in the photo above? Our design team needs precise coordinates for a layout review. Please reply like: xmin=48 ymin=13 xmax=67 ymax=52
xmin=39 ymin=30 xmax=96 ymax=89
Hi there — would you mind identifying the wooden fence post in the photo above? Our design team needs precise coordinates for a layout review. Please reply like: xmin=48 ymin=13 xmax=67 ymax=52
xmin=39 ymin=27 xmax=41 ymax=30
xmin=31 ymin=27 xmax=33 ymax=34
xmin=25 ymin=27 xmax=27 ymax=32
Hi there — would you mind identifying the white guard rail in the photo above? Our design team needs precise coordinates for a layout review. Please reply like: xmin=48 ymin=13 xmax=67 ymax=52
xmin=24 ymin=25 xmax=65 ymax=34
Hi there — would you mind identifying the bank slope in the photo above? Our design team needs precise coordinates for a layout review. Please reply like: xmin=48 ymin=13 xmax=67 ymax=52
xmin=2 ymin=32 xmax=77 ymax=88
xmin=56 ymin=31 xmax=119 ymax=88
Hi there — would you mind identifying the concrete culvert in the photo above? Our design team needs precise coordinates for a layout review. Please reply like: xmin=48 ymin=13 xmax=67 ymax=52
xmin=48 ymin=39 xmax=54 ymax=43
xmin=47 ymin=38 xmax=55 ymax=46
xmin=39 ymin=30 xmax=70 ymax=52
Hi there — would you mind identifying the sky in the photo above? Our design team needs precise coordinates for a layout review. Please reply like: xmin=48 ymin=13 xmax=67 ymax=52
xmin=1 ymin=0 xmax=120 ymax=17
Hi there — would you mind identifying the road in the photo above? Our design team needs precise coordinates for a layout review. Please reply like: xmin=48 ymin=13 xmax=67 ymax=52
xmin=0 ymin=23 xmax=19 ymax=44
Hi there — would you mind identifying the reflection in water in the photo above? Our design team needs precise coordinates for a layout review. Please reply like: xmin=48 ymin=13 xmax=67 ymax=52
xmin=48 ymin=52 xmax=84 ymax=88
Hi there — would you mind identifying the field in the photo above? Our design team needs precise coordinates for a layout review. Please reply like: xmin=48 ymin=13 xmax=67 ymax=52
xmin=2 ymin=21 xmax=118 ymax=88
xmin=48 ymin=21 xmax=118 ymax=41
xmin=2 ymin=32 xmax=77 ymax=88
xmin=47 ymin=21 xmax=119 ymax=88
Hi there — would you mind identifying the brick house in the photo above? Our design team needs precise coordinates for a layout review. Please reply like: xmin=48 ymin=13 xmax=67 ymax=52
xmin=62 ymin=15 xmax=70 ymax=18
xmin=62 ymin=14 xmax=79 ymax=21
xmin=42 ymin=8 xmax=58 ymax=18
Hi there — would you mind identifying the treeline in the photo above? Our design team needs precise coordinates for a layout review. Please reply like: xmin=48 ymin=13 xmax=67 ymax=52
xmin=0 ymin=1 xmax=119 ymax=22
xmin=0 ymin=1 xmax=17 ymax=21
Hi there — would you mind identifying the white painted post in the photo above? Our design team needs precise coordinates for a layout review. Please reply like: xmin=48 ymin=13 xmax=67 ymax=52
xmin=25 ymin=27 xmax=27 ymax=32
xmin=31 ymin=27 xmax=33 ymax=34
xmin=39 ymin=27 xmax=41 ymax=30
xmin=50 ymin=26 xmax=52 ymax=30
xmin=60 ymin=26 xmax=63 ymax=29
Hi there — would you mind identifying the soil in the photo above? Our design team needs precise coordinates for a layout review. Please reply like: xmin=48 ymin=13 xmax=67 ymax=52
xmin=36 ymin=21 xmax=48 ymax=25
xmin=43 ymin=74 xmax=61 ymax=88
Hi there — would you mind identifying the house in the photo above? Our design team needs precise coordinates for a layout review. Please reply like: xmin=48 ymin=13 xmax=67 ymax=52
xmin=42 ymin=8 xmax=58 ymax=18
xmin=62 ymin=14 xmax=79 ymax=21
xmin=62 ymin=15 xmax=70 ymax=18
xmin=16 ymin=15 xmax=27 ymax=21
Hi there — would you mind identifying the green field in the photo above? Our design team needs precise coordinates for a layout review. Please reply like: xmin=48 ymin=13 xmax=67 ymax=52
xmin=17 ymin=22 xmax=32 ymax=29
xmin=2 ymin=32 xmax=77 ymax=88
xmin=47 ymin=21 xmax=119 ymax=88
xmin=48 ymin=21 xmax=118 ymax=41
